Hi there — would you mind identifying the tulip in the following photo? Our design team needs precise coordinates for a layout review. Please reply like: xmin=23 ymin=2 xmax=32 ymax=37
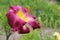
xmin=6 ymin=5 xmax=40 ymax=34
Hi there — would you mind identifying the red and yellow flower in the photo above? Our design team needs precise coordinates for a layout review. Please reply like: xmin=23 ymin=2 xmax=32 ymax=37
xmin=6 ymin=5 xmax=40 ymax=34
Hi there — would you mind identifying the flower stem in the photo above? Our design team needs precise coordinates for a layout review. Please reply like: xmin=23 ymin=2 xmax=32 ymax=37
xmin=3 ymin=24 xmax=11 ymax=40
xmin=6 ymin=33 xmax=11 ymax=40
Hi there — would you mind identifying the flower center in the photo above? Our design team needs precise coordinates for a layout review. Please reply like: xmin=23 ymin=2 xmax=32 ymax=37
xmin=16 ymin=10 xmax=29 ymax=22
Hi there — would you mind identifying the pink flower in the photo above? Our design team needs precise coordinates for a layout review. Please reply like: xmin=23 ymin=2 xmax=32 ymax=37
xmin=6 ymin=5 xmax=40 ymax=34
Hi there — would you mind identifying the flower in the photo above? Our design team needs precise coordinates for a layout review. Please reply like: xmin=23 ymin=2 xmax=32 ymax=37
xmin=0 ymin=12 xmax=2 ymax=17
xmin=53 ymin=32 xmax=60 ymax=40
xmin=6 ymin=5 xmax=40 ymax=34
xmin=58 ymin=6 xmax=60 ymax=10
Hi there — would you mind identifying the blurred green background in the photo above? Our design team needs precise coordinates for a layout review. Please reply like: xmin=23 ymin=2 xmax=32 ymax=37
xmin=0 ymin=0 xmax=60 ymax=40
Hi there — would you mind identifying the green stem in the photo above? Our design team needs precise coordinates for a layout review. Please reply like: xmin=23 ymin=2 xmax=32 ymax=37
xmin=3 ymin=23 xmax=11 ymax=40
xmin=1 ymin=11 xmax=11 ymax=40
xmin=6 ymin=33 xmax=11 ymax=40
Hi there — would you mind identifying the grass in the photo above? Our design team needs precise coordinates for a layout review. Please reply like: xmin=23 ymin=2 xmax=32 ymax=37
xmin=0 ymin=0 xmax=60 ymax=40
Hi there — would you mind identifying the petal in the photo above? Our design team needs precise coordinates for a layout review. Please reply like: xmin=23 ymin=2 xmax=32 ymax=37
xmin=28 ymin=14 xmax=36 ymax=19
xmin=22 ymin=7 xmax=36 ymax=19
xmin=6 ymin=12 xmax=15 ymax=27
xmin=18 ymin=25 xmax=30 ymax=34
xmin=12 ymin=20 xmax=26 ymax=32
xmin=9 ymin=6 xmax=20 ymax=14
xmin=22 ymin=7 xmax=28 ymax=13
xmin=27 ymin=21 xmax=40 ymax=30
xmin=6 ymin=11 xmax=26 ymax=32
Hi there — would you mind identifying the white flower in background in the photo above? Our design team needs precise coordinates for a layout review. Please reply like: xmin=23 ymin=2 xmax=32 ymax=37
xmin=53 ymin=32 xmax=60 ymax=40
